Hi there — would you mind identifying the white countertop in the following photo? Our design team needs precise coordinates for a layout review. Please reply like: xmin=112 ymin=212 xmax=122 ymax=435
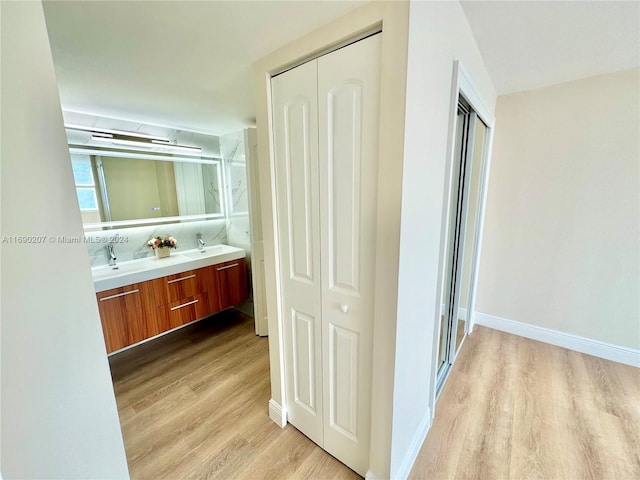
xmin=92 ymin=244 xmax=246 ymax=292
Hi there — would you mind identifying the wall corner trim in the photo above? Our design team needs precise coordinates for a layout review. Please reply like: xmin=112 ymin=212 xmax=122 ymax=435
xmin=268 ymin=398 xmax=287 ymax=428
xmin=475 ymin=312 xmax=640 ymax=368
xmin=392 ymin=408 xmax=432 ymax=480
xmin=365 ymin=470 xmax=383 ymax=480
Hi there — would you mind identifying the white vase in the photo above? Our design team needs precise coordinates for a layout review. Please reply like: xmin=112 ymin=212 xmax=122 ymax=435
xmin=155 ymin=247 xmax=170 ymax=258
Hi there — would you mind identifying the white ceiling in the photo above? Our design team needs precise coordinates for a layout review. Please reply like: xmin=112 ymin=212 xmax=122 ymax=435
xmin=460 ymin=0 xmax=640 ymax=95
xmin=43 ymin=0 xmax=367 ymax=135
xmin=43 ymin=1 xmax=640 ymax=134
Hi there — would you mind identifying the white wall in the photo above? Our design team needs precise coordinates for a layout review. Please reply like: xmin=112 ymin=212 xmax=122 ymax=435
xmin=0 ymin=2 xmax=129 ymax=478
xmin=392 ymin=1 xmax=496 ymax=477
xmin=476 ymin=68 xmax=640 ymax=350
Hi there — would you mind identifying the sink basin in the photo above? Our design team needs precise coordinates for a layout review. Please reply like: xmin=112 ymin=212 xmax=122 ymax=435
xmin=179 ymin=245 xmax=225 ymax=260
xmin=91 ymin=261 xmax=148 ymax=279
xmin=144 ymin=254 xmax=189 ymax=266
xmin=91 ymin=244 xmax=245 ymax=292
xmin=92 ymin=253 xmax=186 ymax=278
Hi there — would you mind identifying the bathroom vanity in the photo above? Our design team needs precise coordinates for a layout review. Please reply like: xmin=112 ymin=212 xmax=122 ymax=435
xmin=92 ymin=245 xmax=248 ymax=354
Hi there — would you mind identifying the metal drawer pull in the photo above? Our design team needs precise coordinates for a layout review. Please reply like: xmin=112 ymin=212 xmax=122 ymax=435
xmin=99 ymin=289 xmax=139 ymax=301
xmin=170 ymin=299 xmax=199 ymax=311
xmin=167 ymin=274 xmax=196 ymax=284
xmin=217 ymin=263 xmax=239 ymax=271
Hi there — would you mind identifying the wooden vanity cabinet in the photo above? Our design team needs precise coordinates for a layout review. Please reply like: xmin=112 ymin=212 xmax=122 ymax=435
xmin=97 ymin=257 xmax=249 ymax=354
xmin=215 ymin=259 xmax=248 ymax=310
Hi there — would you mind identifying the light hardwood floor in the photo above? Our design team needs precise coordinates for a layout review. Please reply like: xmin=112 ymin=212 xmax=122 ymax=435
xmin=108 ymin=309 xmax=359 ymax=480
xmin=110 ymin=312 xmax=639 ymax=479
xmin=410 ymin=325 xmax=640 ymax=480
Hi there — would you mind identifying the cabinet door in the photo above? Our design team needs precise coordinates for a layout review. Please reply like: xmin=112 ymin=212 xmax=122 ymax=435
xmin=200 ymin=265 xmax=221 ymax=315
xmin=97 ymin=279 xmax=171 ymax=353
xmin=97 ymin=285 xmax=145 ymax=353
xmin=216 ymin=259 xmax=249 ymax=310
xmin=140 ymin=278 xmax=170 ymax=337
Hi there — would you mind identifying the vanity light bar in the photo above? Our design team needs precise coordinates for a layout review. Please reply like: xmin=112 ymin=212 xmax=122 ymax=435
xmin=90 ymin=136 xmax=202 ymax=154
xmin=64 ymin=123 xmax=170 ymax=142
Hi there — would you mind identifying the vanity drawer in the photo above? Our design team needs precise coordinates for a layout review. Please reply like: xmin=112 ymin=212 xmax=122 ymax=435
xmin=160 ymin=293 xmax=209 ymax=329
xmin=164 ymin=270 xmax=204 ymax=303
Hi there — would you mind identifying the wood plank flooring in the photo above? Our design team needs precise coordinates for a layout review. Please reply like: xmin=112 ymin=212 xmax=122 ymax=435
xmin=108 ymin=309 xmax=359 ymax=480
xmin=110 ymin=312 xmax=639 ymax=479
xmin=410 ymin=325 xmax=640 ymax=480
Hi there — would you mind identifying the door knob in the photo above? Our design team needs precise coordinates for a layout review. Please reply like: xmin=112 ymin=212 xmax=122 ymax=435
xmin=340 ymin=304 xmax=349 ymax=313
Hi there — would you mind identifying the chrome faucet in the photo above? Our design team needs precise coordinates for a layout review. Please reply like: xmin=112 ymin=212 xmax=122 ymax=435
xmin=107 ymin=243 xmax=118 ymax=268
xmin=196 ymin=234 xmax=205 ymax=251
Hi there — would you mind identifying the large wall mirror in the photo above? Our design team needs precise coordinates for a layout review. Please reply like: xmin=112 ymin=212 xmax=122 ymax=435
xmin=70 ymin=147 xmax=224 ymax=231
xmin=434 ymin=62 xmax=495 ymax=400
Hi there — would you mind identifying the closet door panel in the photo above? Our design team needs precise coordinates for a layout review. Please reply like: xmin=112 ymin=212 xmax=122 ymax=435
xmin=329 ymin=323 xmax=359 ymax=440
xmin=292 ymin=309 xmax=317 ymax=413
xmin=271 ymin=60 xmax=324 ymax=446
xmin=318 ymin=34 xmax=381 ymax=476
xmin=326 ymin=81 xmax=362 ymax=294
xmin=286 ymin=100 xmax=315 ymax=282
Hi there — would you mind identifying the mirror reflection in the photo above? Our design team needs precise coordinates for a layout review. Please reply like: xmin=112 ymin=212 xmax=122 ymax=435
xmin=455 ymin=118 xmax=487 ymax=353
xmin=436 ymin=95 xmax=489 ymax=397
xmin=70 ymin=152 xmax=223 ymax=229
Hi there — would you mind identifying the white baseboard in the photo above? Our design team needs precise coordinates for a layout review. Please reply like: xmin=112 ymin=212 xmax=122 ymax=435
xmin=475 ymin=312 xmax=640 ymax=368
xmin=440 ymin=304 xmax=468 ymax=322
xmin=365 ymin=470 xmax=383 ymax=480
xmin=268 ymin=398 xmax=287 ymax=428
xmin=391 ymin=408 xmax=431 ymax=480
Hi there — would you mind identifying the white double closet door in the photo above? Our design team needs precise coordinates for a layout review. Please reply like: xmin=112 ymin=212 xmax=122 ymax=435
xmin=271 ymin=34 xmax=381 ymax=476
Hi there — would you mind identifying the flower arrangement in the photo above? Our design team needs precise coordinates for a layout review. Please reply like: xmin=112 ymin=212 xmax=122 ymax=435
xmin=147 ymin=235 xmax=178 ymax=250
